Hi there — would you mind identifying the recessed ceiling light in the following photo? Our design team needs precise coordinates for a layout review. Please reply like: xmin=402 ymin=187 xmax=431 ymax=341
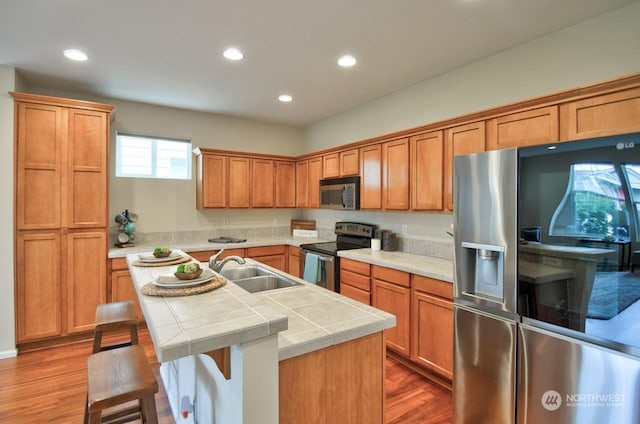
xmin=63 ymin=49 xmax=88 ymax=61
xmin=338 ymin=54 xmax=357 ymax=68
xmin=223 ymin=47 xmax=244 ymax=61
xmin=278 ymin=94 xmax=293 ymax=103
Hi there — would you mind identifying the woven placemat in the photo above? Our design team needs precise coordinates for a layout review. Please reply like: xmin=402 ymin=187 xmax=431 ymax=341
xmin=132 ymin=255 xmax=193 ymax=267
xmin=141 ymin=275 xmax=227 ymax=297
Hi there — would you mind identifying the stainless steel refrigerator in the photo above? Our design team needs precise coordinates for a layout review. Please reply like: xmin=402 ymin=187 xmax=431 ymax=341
xmin=453 ymin=135 xmax=640 ymax=423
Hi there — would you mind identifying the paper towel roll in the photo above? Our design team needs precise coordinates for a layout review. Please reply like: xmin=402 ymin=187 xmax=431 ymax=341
xmin=371 ymin=238 xmax=381 ymax=251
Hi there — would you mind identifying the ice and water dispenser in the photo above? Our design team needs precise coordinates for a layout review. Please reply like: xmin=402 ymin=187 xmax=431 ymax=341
xmin=460 ymin=242 xmax=505 ymax=301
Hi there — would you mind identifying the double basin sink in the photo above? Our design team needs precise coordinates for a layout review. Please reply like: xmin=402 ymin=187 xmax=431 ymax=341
xmin=219 ymin=264 xmax=303 ymax=293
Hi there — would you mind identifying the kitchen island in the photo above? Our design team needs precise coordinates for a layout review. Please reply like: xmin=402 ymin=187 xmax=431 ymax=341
xmin=126 ymin=250 xmax=395 ymax=424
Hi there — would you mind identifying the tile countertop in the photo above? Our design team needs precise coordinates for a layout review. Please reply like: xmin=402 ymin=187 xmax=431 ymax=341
xmin=110 ymin=236 xmax=328 ymax=258
xmin=338 ymin=248 xmax=454 ymax=283
xmin=126 ymin=250 xmax=395 ymax=363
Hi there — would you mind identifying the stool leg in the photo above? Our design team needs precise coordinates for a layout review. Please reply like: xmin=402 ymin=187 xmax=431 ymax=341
xmin=88 ymin=409 xmax=102 ymax=424
xmin=92 ymin=330 xmax=103 ymax=354
xmin=83 ymin=394 xmax=89 ymax=424
xmin=140 ymin=394 xmax=158 ymax=424
xmin=130 ymin=324 xmax=139 ymax=346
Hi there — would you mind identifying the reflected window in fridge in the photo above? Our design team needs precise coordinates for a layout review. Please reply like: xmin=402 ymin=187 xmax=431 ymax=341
xmin=518 ymin=137 xmax=640 ymax=351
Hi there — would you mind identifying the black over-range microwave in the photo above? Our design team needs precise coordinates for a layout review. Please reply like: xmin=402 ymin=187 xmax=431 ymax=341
xmin=319 ymin=176 xmax=360 ymax=210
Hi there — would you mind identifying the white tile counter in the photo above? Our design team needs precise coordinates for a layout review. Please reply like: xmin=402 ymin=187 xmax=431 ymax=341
xmin=110 ymin=236 xmax=327 ymax=258
xmin=338 ymin=248 xmax=454 ymax=283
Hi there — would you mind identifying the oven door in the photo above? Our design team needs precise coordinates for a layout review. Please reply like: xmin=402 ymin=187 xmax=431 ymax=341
xmin=300 ymin=248 xmax=337 ymax=292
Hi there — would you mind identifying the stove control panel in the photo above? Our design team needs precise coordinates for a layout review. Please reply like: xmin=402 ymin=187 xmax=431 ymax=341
xmin=334 ymin=222 xmax=376 ymax=238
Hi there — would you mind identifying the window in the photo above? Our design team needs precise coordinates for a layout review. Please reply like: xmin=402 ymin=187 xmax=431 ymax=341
xmin=550 ymin=163 xmax=629 ymax=239
xmin=116 ymin=133 xmax=192 ymax=179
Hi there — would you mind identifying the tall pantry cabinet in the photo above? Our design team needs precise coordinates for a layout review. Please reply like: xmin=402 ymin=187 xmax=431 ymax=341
xmin=12 ymin=93 xmax=114 ymax=346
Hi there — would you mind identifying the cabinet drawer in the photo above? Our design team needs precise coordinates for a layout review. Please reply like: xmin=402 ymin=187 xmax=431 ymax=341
xmin=247 ymin=245 xmax=286 ymax=257
xmin=340 ymin=258 xmax=370 ymax=276
xmin=341 ymin=284 xmax=371 ymax=305
xmin=372 ymin=265 xmax=410 ymax=288
xmin=341 ymin=269 xmax=371 ymax=291
xmin=111 ymin=257 xmax=128 ymax=271
xmin=412 ymin=274 xmax=453 ymax=300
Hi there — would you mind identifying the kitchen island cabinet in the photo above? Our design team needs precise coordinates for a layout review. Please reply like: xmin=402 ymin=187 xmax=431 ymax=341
xmin=126 ymin=252 xmax=394 ymax=424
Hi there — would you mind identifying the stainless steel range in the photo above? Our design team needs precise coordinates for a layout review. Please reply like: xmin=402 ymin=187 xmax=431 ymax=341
xmin=299 ymin=222 xmax=376 ymax=292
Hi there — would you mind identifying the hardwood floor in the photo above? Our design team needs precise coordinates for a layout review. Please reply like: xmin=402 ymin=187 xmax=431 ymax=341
xmin=0 ymin=330 xmax=452 ymax=423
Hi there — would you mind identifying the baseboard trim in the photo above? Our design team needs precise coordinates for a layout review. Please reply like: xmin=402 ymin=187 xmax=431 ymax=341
xmin=0 ymin=348 xmax=18 ymax=359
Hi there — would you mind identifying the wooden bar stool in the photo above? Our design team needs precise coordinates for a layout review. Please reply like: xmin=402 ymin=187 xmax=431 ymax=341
xmin=85 ymin=345 xmax=159 ymax=424
xmin=93 ymin=301 xmax=139 ymax=354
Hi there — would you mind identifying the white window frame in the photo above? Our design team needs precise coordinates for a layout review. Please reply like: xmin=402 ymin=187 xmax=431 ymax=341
xmin=115 ymin=132 xmax=192 ymax=180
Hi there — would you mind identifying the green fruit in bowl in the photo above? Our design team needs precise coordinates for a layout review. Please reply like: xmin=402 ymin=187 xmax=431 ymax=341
xmin=154 ymin=246 xmax=170 ymax=254
xmin=177 ymin=263 xmax=200 ymax=274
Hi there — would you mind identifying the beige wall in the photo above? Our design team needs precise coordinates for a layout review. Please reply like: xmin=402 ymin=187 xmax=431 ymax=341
xmin=304 ymin=2 xmax=640 ymax=152
xmin=29 ymin=90 xmax=305 ymax=234
xmin=301 ymin=2 xmax=640 ymax=240
xmin=0 ymin=66 xmax=17 ymax=357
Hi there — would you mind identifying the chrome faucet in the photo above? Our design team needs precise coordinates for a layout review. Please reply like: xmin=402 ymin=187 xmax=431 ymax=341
xmin=209 ymin=249 xmax=246 ymax=272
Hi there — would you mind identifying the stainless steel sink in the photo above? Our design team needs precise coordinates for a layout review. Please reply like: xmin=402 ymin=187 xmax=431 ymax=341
xmin=220 ymin=265 xmax=302 ymax=293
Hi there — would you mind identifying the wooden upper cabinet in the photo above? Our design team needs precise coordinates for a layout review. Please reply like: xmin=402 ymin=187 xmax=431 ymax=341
xmin=197 ymin=154 xmax=227 ymax=208
xmin=382 ymin=138 xmax=410 ymax=210
xmin=323 ymin=153 xmax=340 ymax=178
xmin=559 ymin=87 xmax=640 ymax=140
xmin=67 ymin=108 xmax=109 ymax=228
xmin=308 ymin=157 xmax=323 ymax=208
xmin=251 ymin=158 xmax=275 ymax=208
xmin=15 ymin=102 xmax=64 ymax=230
xmin=360 ymin=144 xmax=382 ymax=210
xmin=275 ymin=161 xmax=296 ymax=208
xmin=339 ymin=148 xmax=359 ymax=176
xmin=486 ymin=106 xmax=559 ymax=151
xmin=410 ymin=131 xmax=443 ymax=211
xmin=228 ymin=156 xmax=251 ymax=208
xmin=295 ymin=160 xmax=309 ymax=208
xmin=444 ymin=122 xmax=486 ymax=211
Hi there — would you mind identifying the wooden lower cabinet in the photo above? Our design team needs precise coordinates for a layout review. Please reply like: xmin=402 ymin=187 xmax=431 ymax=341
xmin=372 ymin=266 xmax=411 ymax=357
xmin=110 ymin=258 xmax=144 ymax=322
xmin=66 ymin=231 xmax=107 ymax=333
xmin=340 ymin=258 xmax=371 ymax=304
xmin=188 ymin=248 xmax=245 ymax=263
xmin=411 ymin=275 xmax=454 ymax=380
xmin=288 ymin=246 xmax=300 ymax=277
xmin=246 ymin=245 xmax=286 ymax=272
xmin=279 ymin=332 xmax=385 ymax=424
xmin=16 ymin=232 xmax=62 ymax=342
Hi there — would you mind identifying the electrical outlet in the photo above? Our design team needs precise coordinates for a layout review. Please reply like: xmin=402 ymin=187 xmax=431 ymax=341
xmin=223 ymin=219 xmax=229 ymax=227
xmin=401 ymin=225 xmax=408 ymax=235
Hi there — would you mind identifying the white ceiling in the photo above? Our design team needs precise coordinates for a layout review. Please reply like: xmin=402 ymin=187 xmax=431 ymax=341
xmin=0 ymin=0 xmax=637 ymax=126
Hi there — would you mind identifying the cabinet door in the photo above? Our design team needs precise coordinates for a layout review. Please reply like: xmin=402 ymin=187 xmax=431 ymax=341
xmin=251 ymin=158 xmax=275 ymax=207
xmin=308 ymin=157 xmax=323 ymax=208
xmin=288 ymin=247 xmax=300 ymax=277
xmin=67 ymin=108 xmax=108 ymax=228
xmin=339 ymin=148 xmax=359 ymax=176
xmin=199 ymin=154 xmax=227 ymax=208
xmin=323 ymin=153 xmax=340 ymax=178
xmin=111 ymin=269 xmax=144 ymax=322
xmin=295 ymin=160 xmax=309 ymax=208
xmin=559 ymin=87 xmax=640 ymax=140
xmin=189 ymin=249 xmax=245 ymax=262
xmin=15 ymin=102 xmax=64 ymax=230
xmin=412 ymin=290 xmax=453 ymax=380
xmin=275 ymin=161 xmax=296 ymax=208
xmin=444 ymin=122 xmax=485 ymax=211
xmin=486 ymin=106 xmax=559 ymax=150
xmin=340 ymin=284 xmax=371 ymax=305
xmin=373 ymin=279 xmax=411 ymax=356
xmin=411 ymin=131 xmax=443 ymax=210
xmin=247 ymin=245 xmax=286 ymax=271
xmin=382 ymin=138 xmax=410 ymax=210
xmin=359 ymin=144 xmax=382 ymax=210
xmin=66 ymin=231 xmax=107 ymax=333
xmin=228 ymin=156 xmax=251 ymax=208
xmin=16 ymin=232 xmax=62 ymax=343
